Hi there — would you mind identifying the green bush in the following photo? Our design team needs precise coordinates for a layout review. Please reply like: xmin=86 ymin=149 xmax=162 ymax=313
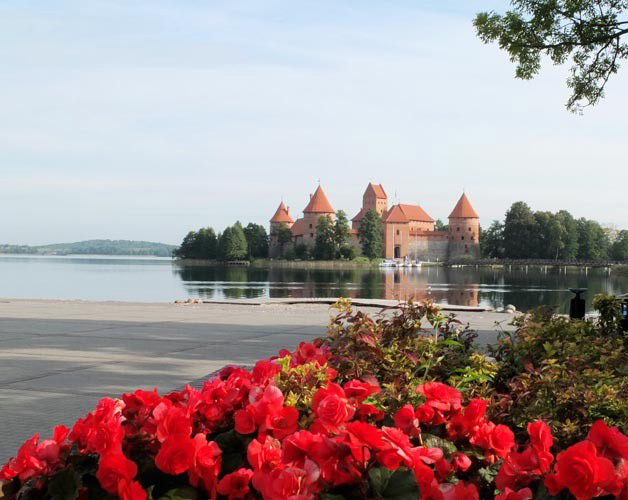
xmin=318 ymin=300 xmax=494 ymax=413
xmin=352 ymin=255 xmax=371 ymax=265
xmin=489 ymin=297 xmax=628 ymax=447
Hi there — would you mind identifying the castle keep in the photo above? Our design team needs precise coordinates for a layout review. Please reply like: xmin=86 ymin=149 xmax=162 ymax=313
xmin=269 ymin=183 xmax=480 ymax=261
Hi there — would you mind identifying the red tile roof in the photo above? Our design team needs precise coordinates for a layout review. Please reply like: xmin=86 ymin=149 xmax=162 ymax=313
xmin=449 ymin=193 xmax=479 ymax=219
xmin=290 ymin=218 xmax=306 ymax=237
xmin=382 ymin=205 xmax=409 ymax=223
xmin=303 ymin=186 xmax=335 ymax=214
xmin=351 ymin=207 xmax=368 ymax=222
xmin=366 ymin=183 xmax=387 ymax=199
xmin=270 ymin=202 xmax=294 ymax=223
xmin=398 ymin=204 xmax=434 ymax=223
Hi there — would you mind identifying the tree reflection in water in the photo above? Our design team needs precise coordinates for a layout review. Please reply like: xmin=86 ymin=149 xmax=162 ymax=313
xmin=173 ymin=264 xmax=625 ymax=313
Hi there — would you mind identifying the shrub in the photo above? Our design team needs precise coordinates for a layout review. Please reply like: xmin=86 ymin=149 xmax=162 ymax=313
xmin=489 ymin=298 xmax=628 ymax=447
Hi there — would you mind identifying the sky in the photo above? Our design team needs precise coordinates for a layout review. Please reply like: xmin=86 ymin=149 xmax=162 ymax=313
xmin=0 ymin=0 xmax=625 ymax=246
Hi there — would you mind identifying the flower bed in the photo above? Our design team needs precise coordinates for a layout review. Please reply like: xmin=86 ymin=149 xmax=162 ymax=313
xmin=2 ymin=300 xmax=628 ymax=499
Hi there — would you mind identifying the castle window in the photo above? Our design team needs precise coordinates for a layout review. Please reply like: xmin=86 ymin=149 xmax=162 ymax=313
xmin=461 ymin=236 xmax=464 ymax=240
xmin=309 ymin=224 xmax=312 ymax=229
xmin=468 ymin=227 xmax=471 ymax=231
xmin=396 ymin=230 xmax=400 ymax=235
xmin=310 ymin=233 xmax=313 ymax=238
xmin=471 ymin=236 xmax=475 ymax=241
xmin=457 ymin=227 xmax=460 ymax=232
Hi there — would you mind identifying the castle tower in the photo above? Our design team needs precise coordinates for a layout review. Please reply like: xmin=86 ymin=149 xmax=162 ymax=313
xmin=382 ymin=204 xmax=410 ymax=259
xmin=352 ymin=183 xmax=387 ymax=230
xmin=269 ymin=202 xmax=294 ymax=258
xmin=300 ymin=185 xmax=335 ymax=246
xmin=447 ymin=193 xmax=480 ymax=260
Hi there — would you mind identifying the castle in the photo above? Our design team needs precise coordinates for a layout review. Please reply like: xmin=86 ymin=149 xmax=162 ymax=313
xmin=269 ymin=183 xmax=480 ymax=261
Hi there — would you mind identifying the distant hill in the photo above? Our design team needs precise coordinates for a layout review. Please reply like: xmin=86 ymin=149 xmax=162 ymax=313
xmin=0 ymin=239 xmax=176 ymax=257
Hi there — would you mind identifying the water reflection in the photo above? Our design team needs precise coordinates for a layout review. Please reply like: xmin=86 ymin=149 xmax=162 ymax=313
xmin=173 ymin=264 xmax=627 ymax=313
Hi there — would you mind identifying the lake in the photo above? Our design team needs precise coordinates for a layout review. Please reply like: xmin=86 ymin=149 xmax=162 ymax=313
xmin=0 ymin=255 xmax=626 ymax=313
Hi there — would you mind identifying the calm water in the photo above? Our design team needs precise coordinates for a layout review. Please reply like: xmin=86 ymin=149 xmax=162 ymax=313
xmin=0 ymin=255 xmax=626 ymax=313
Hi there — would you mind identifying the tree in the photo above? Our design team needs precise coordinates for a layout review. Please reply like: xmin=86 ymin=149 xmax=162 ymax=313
xmin=611 ymin=230 xmax=628 ymax=261
xmin=503 ymin=202 xmax=537 ymax=259
xmin=314 ymin=215 xmax=336 ymax=260
xmin=219 ymin=223 xmax=248 ymax=261
xmin=243 ymin=223 xmax=269 ymax=259
xmin=272 ymin=223 xmax=293 ymax=258
xmin=435 ymin=219 xmax=449 ymax=232
xmin=174 ymin=227 xmax=217 ymax=259
xmin=576 ymin=218 xmax=609 ymax=261
xmin=480 ymin=221 xmax=505 ymax=259
xmin=334 ymin=210 xmax=350 ymax=252
xmin=475 ymin=1 xmax=628 ymax=112
xmin=358 ymin=209 xmax=383 ymax=260
xmin=555 ymin=210 xmax=579 ymax=260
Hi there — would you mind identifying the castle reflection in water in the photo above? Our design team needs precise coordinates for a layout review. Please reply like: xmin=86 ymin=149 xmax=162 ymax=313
xmin=173 ymin=265 xmax=480 ymax=307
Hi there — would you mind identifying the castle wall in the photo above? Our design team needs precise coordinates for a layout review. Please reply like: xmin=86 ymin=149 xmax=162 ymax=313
xmin=407 ymin=232 xmax=449 ymax=262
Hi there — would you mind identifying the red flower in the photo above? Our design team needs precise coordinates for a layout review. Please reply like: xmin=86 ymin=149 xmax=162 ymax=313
xmin=355 ymin=404 xmax=385 ymax=422
xmin=96 ymin=449 xmax=138 ymax=495
xmin=188 ymin=434 xmax=222 ymax=495
xmin=117 ymin=479 xmax=147 ymax=500
xmin=527 ymin=421 xmax=552 ymax=454
xmin=587 ymin=419 xmax=628 ymax=462
xmin=155 ymin=435 xmax=196 ymax=475
xmin=489 ymin=424 xmax=516 ymax=459
xmin=545 ymin=440 xmax=621 ymax=500
xmin=440 ymin=480 xmax=479 ymax=499
xmin=343 ymin=379 xmax=380 ymax=403
xmin=267 ymin=406 xmax=300 ymax=440
xmin=452 ymin=452 xmax=472 ymax=472
xmin=394 ymin=404 xmax=420 ymax=437
xmin=312 ymin=384 xmax=355 ymax=433
xmin=153 ymin=403 xmax=192 ymax=443
xmin=416 ymin=382 xmax=461 ymax=424
xmin=234 ymin=408 xmax=257 ymax=435
xmin=495 ymin=487 xmax=532 ymax=500
xmin=217 ymin=468 xmax=254 ymax=499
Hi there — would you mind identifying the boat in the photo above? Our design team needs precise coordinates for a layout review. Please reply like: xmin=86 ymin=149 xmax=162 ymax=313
xmin=378 ymin=259 xmax=397 ymax=268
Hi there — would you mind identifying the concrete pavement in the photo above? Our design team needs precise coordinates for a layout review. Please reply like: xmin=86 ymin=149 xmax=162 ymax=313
xmin=0 ymin=299 xmax=513 ymax=458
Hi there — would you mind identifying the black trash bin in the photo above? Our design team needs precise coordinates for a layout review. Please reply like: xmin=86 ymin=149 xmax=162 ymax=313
xmin=568 ymin=288 xmax=587 ymax=320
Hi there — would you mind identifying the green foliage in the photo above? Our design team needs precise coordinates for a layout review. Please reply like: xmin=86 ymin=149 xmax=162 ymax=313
xmin=294 ymin=243 xmax=309 ymax=260
xmin=334 ymin=210 xmax=350 ymax=252
xmin=322 ymin=300 xmax=485 ymax=413
xmin=434 ymin=219 xmax=448 ymax=232
xmin=474 ymin=1 xmax=628 ymax=112
xmin=611 ymin=230 xmax=628 ymax=261
xmin=174 ymin=228 xmax=218 ymax=260
xmin=480 ymin=221 xmax=505 ymax=259
xmin=272 ymin=222 xmax=294 ymax=258
xmin=339 ymin=245 xmax=358 ymax=260
xmin=0 ymin=240 xmax=176 ymax=257
xmin=314 ymin=215 xmax=336 ymax=260
xmin=218 ymin=222 xmax=248 ymax=261
xmin=358 ymin=210 xmax=383 ymax=260
xmin=489 ymin=302 xmax=628 ymax=446
xmin=243 ymin=223 xmax=269 ymax=259
xmin=489 ymin=202 xmax=611 ymax=261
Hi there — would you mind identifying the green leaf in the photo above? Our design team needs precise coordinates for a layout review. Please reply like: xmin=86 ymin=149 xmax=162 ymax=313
xmin=440 ymin=339 xmax=463 ymax=347
xmin=47 ymin=467 xmax=81 ymax=500
xmin=368 ymin=467 xmax=419 ymax=500
xmin=319 ymin=494 xmax=350 ymax=500
xmin=380 ymin=469 xmax=419 ymax=500
xmin=368 ymin=466 xmax=394 ymax=495
xmin=421 ymin=434 xmax=457 ymax=456
xmin=157 ymin=486 xmax=199 ymax=500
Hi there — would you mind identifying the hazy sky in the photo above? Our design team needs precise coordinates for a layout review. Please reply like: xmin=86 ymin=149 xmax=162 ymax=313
xmin=1 ymin=1 xmax=625 ymax=246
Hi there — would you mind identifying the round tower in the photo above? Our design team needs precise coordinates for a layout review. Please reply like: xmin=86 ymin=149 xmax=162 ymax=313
xmin=448 ymin=193 xmax=480 ymax=260
xmin=269 ymin=202 xmax=294 ymax=258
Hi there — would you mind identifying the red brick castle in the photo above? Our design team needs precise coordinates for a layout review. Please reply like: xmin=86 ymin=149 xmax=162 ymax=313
xmin=269 ymin=183 xmax=479 ymax=261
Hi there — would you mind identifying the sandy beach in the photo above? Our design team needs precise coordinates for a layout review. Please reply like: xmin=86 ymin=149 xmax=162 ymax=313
xmin=0 ymin=299 xmax=512 ymax=457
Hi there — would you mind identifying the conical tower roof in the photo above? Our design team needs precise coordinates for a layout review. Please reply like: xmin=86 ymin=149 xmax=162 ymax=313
xmin=270 ymin=202 xmax=294 ymax=223
xmin=303 ymin=185 xmax=335 ymax=214
xmin=448 ymin=193 xmax=479 ymax=219
xmin=365 ymin=182 xmax=387 ymax=199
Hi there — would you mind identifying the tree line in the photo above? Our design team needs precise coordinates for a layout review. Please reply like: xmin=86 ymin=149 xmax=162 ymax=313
xmin=481 ymin=202 xmax=628 ymax=262
xmin=173 ymin=222 xmax=269 ymax=261
xmin=174 ymin=209 xmax=386 ymax=262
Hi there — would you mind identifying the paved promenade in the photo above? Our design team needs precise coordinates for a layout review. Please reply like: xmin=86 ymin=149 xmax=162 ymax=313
xmin=0 ymin=299 xmax=511 ymax=457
